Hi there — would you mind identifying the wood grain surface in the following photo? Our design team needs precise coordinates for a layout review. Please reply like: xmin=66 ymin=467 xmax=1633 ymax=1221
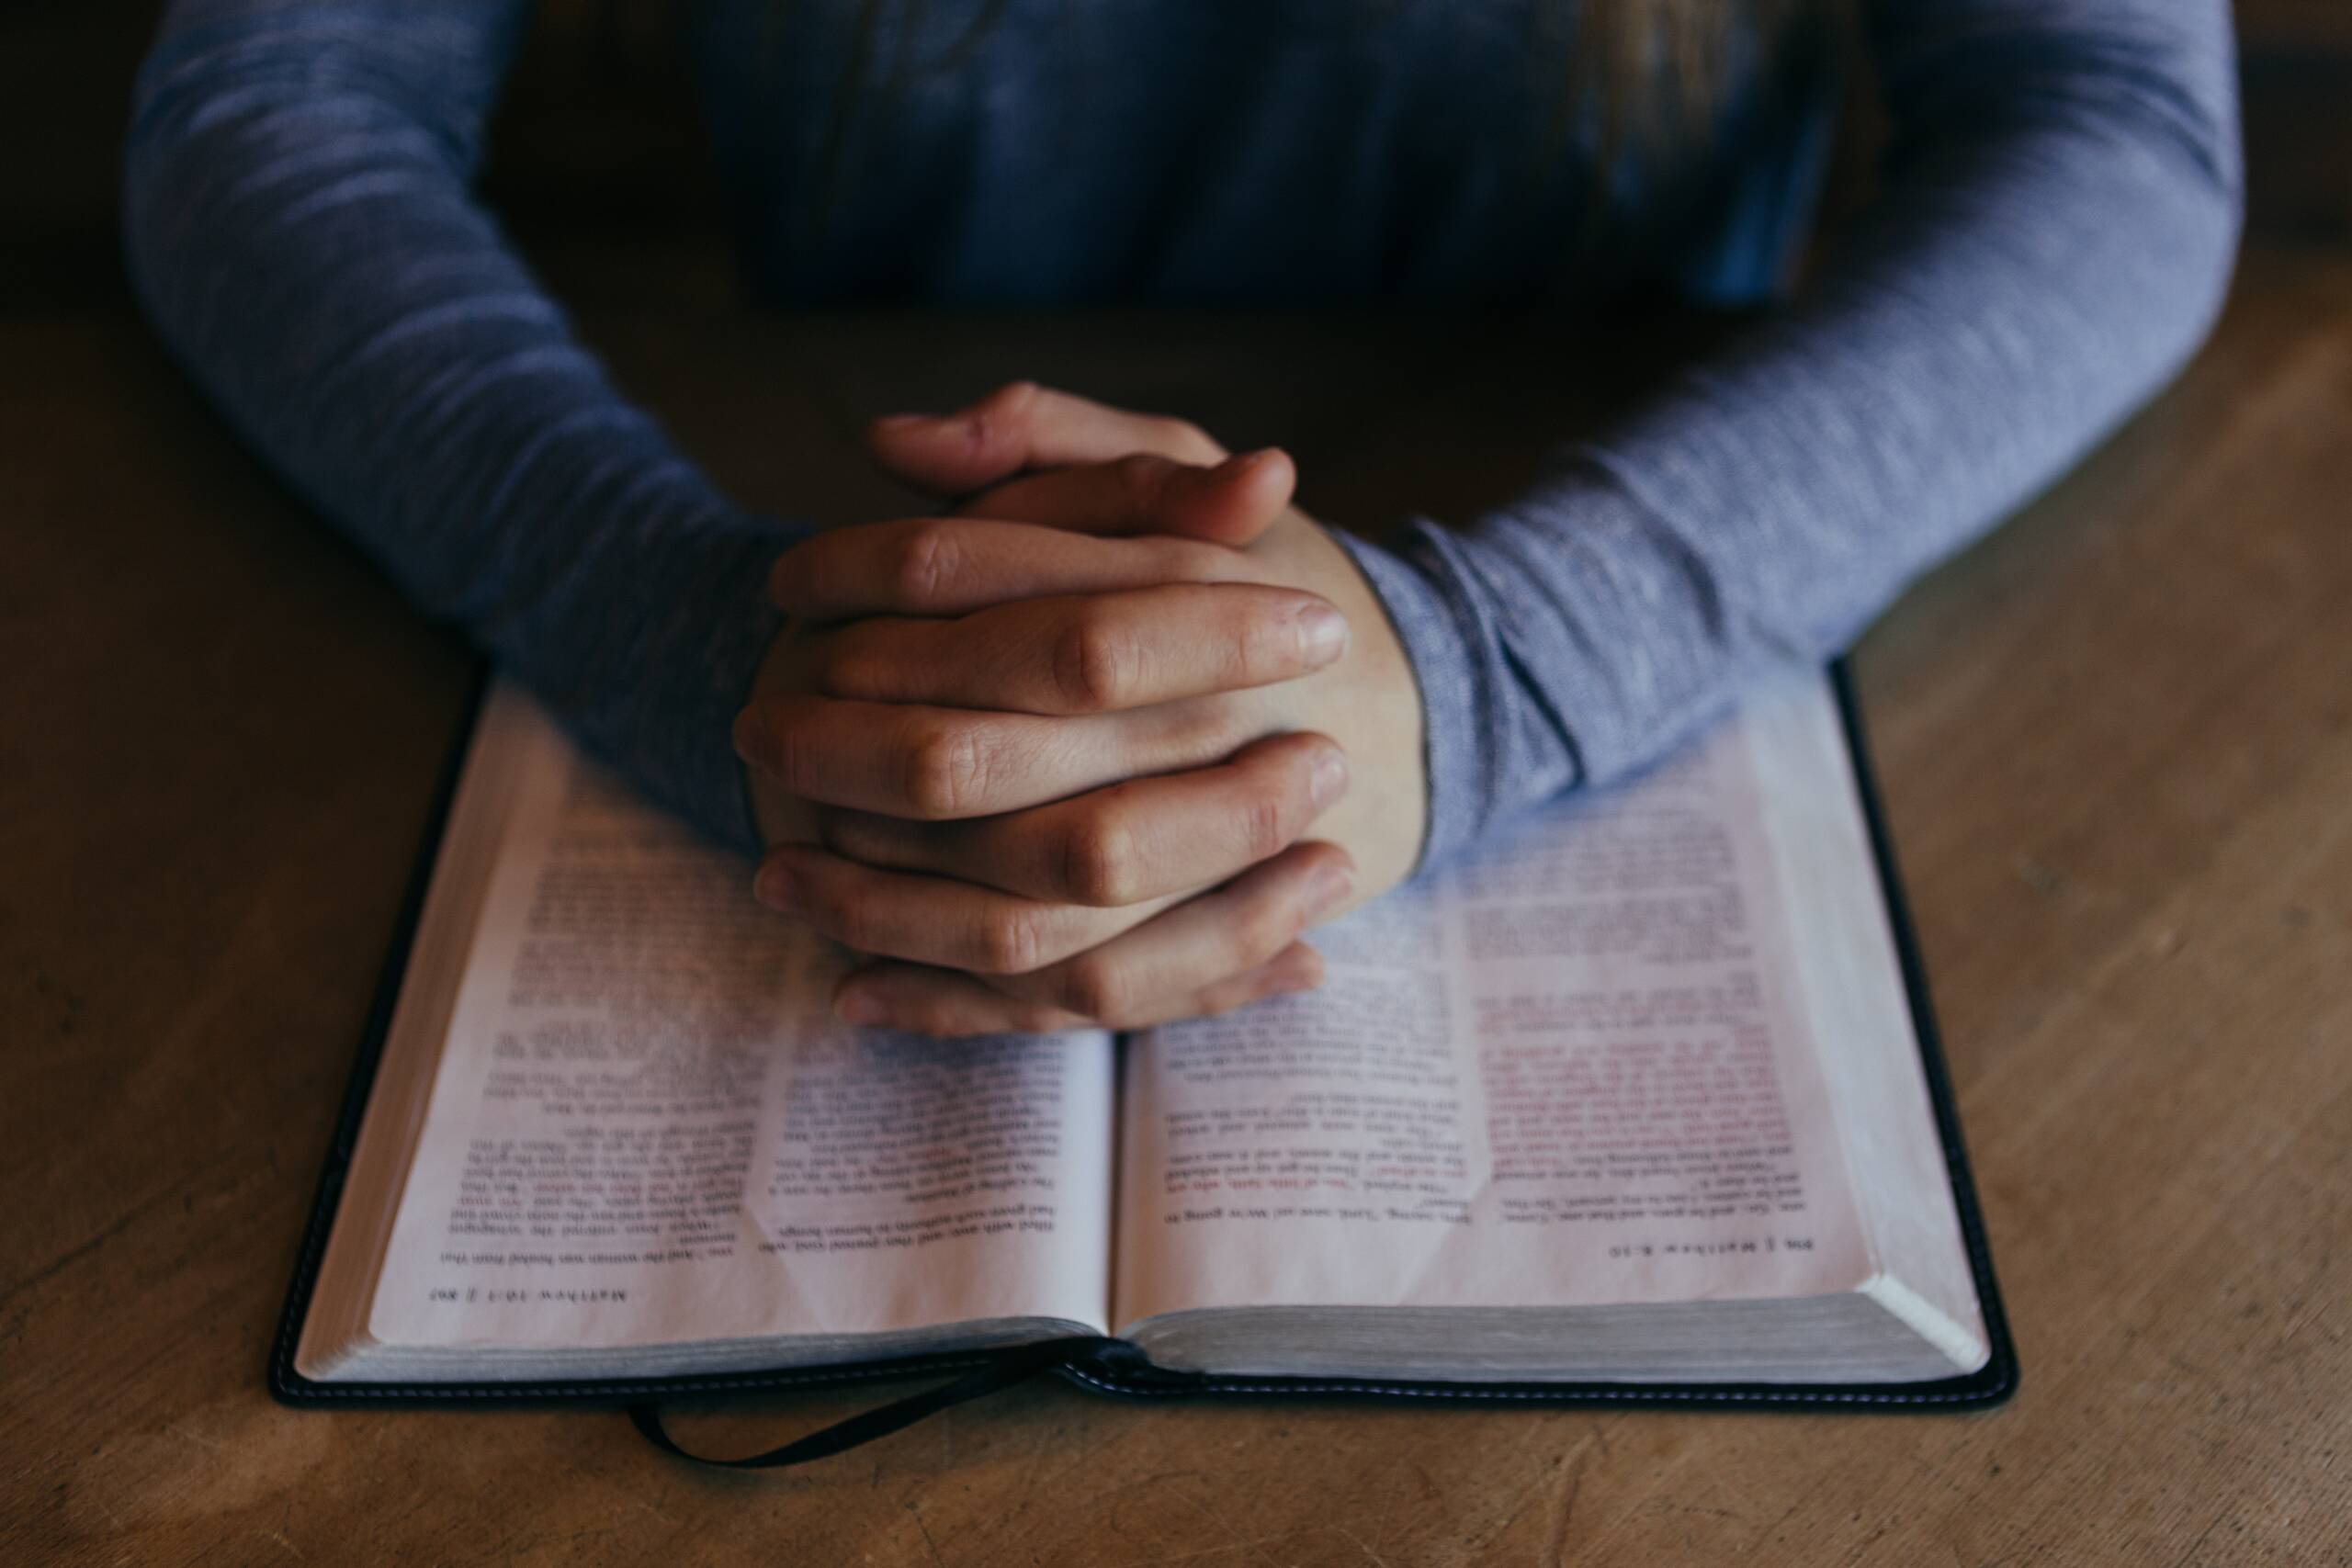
xmin=6 ymin=243 xmax=2349 ymax=1565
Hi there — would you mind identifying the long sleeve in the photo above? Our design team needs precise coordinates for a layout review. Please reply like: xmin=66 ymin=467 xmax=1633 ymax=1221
xmin=1340 ymin=0 xmax=2245 ymax=871
xmin=122 ymin=0 xmax=800 ymax=852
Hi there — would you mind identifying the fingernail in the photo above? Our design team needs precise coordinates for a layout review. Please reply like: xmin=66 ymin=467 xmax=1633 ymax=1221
xmin=729 ymin=708 xmax=766 ymax=766
xmin=835 ymin=987 xmax=883 ymax=1025
xmin=753 ymin=858 xmax=800 ymax=910
xmin=1295 ymin=602 xmax=1350 ymax=664
xmin=1205 ymin=448 xmax=1273 ymax=484
xmin=872 ymin=412 xmax=933 ymax=430
xmin=1308 ymin=747 xmax=1350 ymax=810
xmin=1307 ymin=860 xmax=1355 ymax=918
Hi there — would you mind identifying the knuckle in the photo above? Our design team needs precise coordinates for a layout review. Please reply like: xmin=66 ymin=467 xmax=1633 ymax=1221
xmin=891 ymin=521 xmax=965 ymax=606
xmin=1238 ymin=877 xmax=1309 ymax=956
xmin=986 ymin=378 xmax=1041 ymax=415
xmin=771 ymin=728 xmax=816 ymax=795
xmin=1114 ymin=451 xmax=1175 ymax=498
xmin=1159 ymin=693 xmax=1259 ymax=770
xmin=803 ymin=877 xmax=869 ymax=950
xmin=1238 ymin=784 xmax=1295 ymax=863
xmin=814 ymin=643 xmax=881 ymax=700
xmin=903 ymin=719 xmax=989 ymax=818
xmin=1050 ymin=611 xmax=1137 ymax=711
xmin=742 ymin=703 xmax=814 ymax=793
xmin=1058 ymin=809 xmax=1137 ymax=906
xmin=970 ymin=380 xmax=1039 ymax=446
xmin=1057 ymin=955 xmax=1134 ymax=1026
xmin=814 ymin=809 xmax=883 ymax=862
xmin=977 ymin=907 xmax=1048 ymax=975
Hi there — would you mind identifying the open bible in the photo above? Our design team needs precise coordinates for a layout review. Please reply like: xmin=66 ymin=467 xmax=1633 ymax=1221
xmin=278 ymin=667 xmax=2011 ymax=1408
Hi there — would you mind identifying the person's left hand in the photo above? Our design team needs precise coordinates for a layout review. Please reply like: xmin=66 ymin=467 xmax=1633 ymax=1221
xmin=750 ymin=383 xmax=1430 ymax=1035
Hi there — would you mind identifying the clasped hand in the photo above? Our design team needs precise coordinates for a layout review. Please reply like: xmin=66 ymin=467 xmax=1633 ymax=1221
xmin=734 ymin=384 xmax=1427 ymax=1035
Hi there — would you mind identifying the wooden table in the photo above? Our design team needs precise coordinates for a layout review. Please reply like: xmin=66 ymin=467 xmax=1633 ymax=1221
xmin=6 ymin=243 xmax=2350 ymax=1565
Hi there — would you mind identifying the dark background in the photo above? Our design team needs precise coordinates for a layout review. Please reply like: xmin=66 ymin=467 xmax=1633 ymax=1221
xmin=6 ymin=1 xmax=2349 ymax=321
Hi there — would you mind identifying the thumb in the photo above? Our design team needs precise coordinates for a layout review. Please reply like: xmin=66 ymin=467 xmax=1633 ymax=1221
xmin=955 ymin=449 xmax=1296 ymax=547
xmin=868 ymin=380 xmax=1229 ymax=497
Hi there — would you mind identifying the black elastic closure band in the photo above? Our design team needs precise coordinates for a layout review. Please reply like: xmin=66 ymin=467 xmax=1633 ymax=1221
xmin=628 ymin=1337 xmax=1123 ymax=1470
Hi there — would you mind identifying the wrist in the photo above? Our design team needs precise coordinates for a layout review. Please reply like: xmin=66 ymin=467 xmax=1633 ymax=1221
xmin=1276 ymin=518 xmax=1429 ymax=899
xmin=1324 ymin=523 xmax=1476 ymax=878
xmin=498 ymin=505 xmax=801 ymax=859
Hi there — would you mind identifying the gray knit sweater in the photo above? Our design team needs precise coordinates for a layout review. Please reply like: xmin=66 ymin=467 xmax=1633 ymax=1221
xmin=122 ymin=0 xmax=2243 ymax=869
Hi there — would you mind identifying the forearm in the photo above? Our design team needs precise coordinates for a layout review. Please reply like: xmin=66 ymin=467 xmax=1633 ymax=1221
xmin=1351 ymin=0 xmax=2243 ymax=870
xmin=123 ymin=1 xmax=797 ymax=850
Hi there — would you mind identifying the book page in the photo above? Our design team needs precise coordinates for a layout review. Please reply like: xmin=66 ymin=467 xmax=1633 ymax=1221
xmin=338 ymin=688 xmax=1112 ymax=1371
xmin=1113 ymin=671 xmax=1879 ymax=1330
